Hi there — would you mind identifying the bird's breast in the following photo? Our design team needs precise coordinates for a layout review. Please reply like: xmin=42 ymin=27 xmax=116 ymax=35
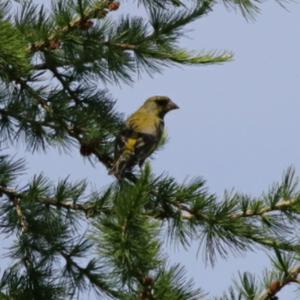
xmin=127 ymin=113 xmax=164 ymax=137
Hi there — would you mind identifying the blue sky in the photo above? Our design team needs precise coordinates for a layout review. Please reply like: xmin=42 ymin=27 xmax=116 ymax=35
xmin=5 ymin=0 xmax=300 ymax=299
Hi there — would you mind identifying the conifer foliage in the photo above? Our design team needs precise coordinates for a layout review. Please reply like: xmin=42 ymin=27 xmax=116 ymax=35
xmin=0 ymin=0 xmax=296 ymax=299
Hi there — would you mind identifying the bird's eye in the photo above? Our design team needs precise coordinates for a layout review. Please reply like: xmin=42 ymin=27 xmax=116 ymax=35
xmin=156 ymin=99 xmax=168 ymax=106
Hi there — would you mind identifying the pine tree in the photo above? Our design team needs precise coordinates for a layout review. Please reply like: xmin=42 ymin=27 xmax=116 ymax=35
xmin=0 ymin=1 xmax=296 ymax=299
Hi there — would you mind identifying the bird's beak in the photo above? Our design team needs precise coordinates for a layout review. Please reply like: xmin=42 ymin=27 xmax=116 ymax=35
xmin=167 ymin=101 xmax=179 ymax=111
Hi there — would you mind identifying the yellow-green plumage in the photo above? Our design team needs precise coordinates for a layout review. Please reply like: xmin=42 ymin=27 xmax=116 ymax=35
xmin=109 ymin=96 xmax=179 ymax=179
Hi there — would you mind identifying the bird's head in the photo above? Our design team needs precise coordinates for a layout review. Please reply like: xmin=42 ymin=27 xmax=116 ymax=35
xmin=143 ymin=96 xmax=179 ymax=118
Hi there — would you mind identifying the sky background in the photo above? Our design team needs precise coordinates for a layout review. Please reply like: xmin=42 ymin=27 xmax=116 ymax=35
xmin=4 ymin=0 xmax=300 ymax=299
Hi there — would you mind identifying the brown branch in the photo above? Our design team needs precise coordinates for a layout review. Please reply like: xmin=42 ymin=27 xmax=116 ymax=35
xmin=0 ymin=185 xmax=88 ymax=212
xmin=29 ymin=0 xmax=119 ymax=53
xmin=32 ymin=42 xmax=138 ymax=71
xmin=173 ymin=201 xmax=209 ymax=221
xmin=104 ymin=42 xmax=138 ymax=50
xmin=40 ymin=196 xmax=112 ymax=217
xmin=252 ymin=236 xmax=300 ymax=253
xmin=12 ymin=195 xmax=28 ymax=233
xmin=2 ymin=185 xmax=300 ymax=255
xmin=39 ymin=197 xmax=91 ymax=215
xmin=232 ymin=199 xmax=298 ymax=219
xmin=0 ymin=185 xmax=110 ymax=218
xmin=6 ymin=80 xmax=114 ymax=169
xmin=0 ymin=187 xmax=28 ymax=232
xmin=257 ymin=265 xmax=300 ymax=300
xmin=22 ymin=83 xmax=113 ymax=168
xmin=0 ymin=105 xmax=113 ymax=170
xmin=163 ymin=197 xmax=299 ymax=223
xmin=2 ymin=165 xmax=298 ymax=225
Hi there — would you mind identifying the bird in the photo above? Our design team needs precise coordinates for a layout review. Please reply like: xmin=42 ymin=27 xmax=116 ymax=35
xmin=109 ymin=96 xmax=179 ymax=179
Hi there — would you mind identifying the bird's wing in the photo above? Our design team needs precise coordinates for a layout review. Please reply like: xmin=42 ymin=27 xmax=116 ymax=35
xmin=113 ymin=127 xmax=136 ymax=161
xmin=111 ymin=128 xmax=160 ymax=178
xmin=115 ymin=128 xmax=159 ymax=162
xmin=110 ymin=113 xmax=164 ymax=178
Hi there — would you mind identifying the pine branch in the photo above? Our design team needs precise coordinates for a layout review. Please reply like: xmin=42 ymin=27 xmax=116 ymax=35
xmin=29 ymin=0 xmax=120 ymax=53
xmin=11 ymin=195 xmax=28 ymax=233
xmin=16 ymin=79 xmax=53 ymax=113
xmin=47 ymin=66 xmax=81 ymax=106
xmin=217 ymin=250 xmax=300 ymax=300
xmin=3 ymin=170 xmax=298 ymax=257
xmin=232 ymin=198 xmax=298 ymax=219
xmin=0 ymin=184 xmax=111 ymax=219
xmin=0 ymin=176 xmax=118 ymax=299
xmin=173 ymin=197 xmax=299 ymax=222
xmin=251 ymin=236 xmax=300 ymax=254
xmin=257 ymin=266 xmax=300 ymax=300
xmin=3 ymin=169 xmax=298 ymax=259
xmin=149 ymin=192 xmax=299 ymax=223
xmin=0 ymin=157 xmax=28 ymax=232
xmin=105 ymin=41 xmax=232 ymax=65
xmin=0 ymin=1 xmax=297 ymax=299
xmin=61 ymin=252 xmax=120 ymax=299
xmin=0 ymin=104 xmax=114 ymax=168
xmin=0 ymin=185 xmax=29 ymax=233
xmin=0 ymin=20 xmax=30 ymax=80
xmin=222 ymin=0 xmax=291 ymax=19
xmin=0 ymin=81 xmax=115 ymax=167
xmin=0 ymin=185 xmax=86 ymax=213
